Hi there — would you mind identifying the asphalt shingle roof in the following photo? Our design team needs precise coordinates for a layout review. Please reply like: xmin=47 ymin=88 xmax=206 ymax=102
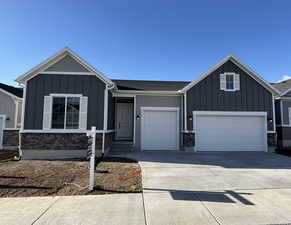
xmin=0 ymin=83 xmax=23 ymax=98
xmin=112 ymin=79 xmax=190 ymax=91
xmin=270 ymin=79 xmax=291 ymax=94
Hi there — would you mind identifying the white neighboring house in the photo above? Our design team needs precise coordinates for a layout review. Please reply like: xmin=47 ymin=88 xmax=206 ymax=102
xmin=0 ymin=83 xmax=23 ymax=149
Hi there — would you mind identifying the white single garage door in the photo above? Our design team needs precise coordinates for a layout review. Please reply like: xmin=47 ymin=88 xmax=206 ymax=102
xmin=195 ymin=112 xmax=267 ymax=152
xmin=141 ymin=107 xmax=179 ymax=150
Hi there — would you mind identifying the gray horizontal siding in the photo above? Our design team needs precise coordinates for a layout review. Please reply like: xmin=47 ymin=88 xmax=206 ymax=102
xmin=45 ymin=55 xmax=90 ymax=72
xmin=186 ymin=60 xmax=274 ymax=131
xmin=0 ymin=91 xmax=16 ymax=128
xmin=24 ymin=74 xmax=105 ymax=130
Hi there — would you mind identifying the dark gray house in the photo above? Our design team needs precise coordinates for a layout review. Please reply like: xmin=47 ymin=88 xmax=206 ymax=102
xmin=16 ymin=48 xmax=280 ymax=159
xmin=272 ymin=79 xmax=291 ymax=148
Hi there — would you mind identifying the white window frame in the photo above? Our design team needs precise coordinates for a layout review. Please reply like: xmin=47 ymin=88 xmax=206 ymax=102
xmin=50 ymin=94 xmax=82 ymax=130
xmin=225 ymin=73 xmax=235 ymax=91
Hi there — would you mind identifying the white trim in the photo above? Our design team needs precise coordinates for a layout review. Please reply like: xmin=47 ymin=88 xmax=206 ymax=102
xmin=193 ymin=111 xmax=267 ymax=117
xmin=16 ymin=47 xmax=114 ymax=87
xmin=184 ymin=93 xmax=187 ymax=130
xmin=3 ymin=128 xmax=20 ymax=131
xmin=0 ymin=88 xmax=22 ymax=101
xmin=281 ymin=100 xmax=284 ymax=127
xmin=39 ymin=71 xmax=95 ymax=75
xmin=180 ymin=55 xmax=280 ymax=95
xmin=0 ymin=115 xmax=6 ymax=149
xmin=112 ymin=93 xmax=136 ymax=98
xmin=133 ymin=95 xmax=136 ymax=145
xmin=102 ymin=87 xmax=109 ymax=154
xmin=272 ymin=94 xmax=276 ymax=132
xmin=141 ymin=107 xmax=180 ymax=111
xmin=21 ymin=129 xmax=114 ymax=134
xmin=114 ymin=90 xmax=181 ymax=96
xmin=20 ymin=82 xmax=27 ymax=132
xmin=193 ymin=111 xmax=268 ymax=152
xmin=14 ymin=100 xmax=18 ymax=129
xmin=279 ymin=87 xmax=291 ymax=97
xmin=140 ymin=107 xmax=180 ymax=151
xmin=50 ymin=93 xmax=83 ymax=97
xmin=182 ymin=130 xmax=194 ymax=133
xmin=276 ymin=96 xmax=291 ymax=100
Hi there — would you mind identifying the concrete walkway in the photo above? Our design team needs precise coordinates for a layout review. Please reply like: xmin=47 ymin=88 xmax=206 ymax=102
xmin=2 ymin=151 xmax=291 ymax=225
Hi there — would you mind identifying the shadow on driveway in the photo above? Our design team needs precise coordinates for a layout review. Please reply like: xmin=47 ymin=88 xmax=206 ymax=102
xmin=144 ymin=188 xmax=254 ymax=205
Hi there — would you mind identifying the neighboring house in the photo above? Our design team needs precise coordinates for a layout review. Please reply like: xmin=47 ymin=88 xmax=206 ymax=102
xmin=0 ymin=83 xmax=23 ymax=149
xmin=15 ymin=48 xmax=280 ymax=159
xmin=271 ymin=79 xmax=291 ymax=148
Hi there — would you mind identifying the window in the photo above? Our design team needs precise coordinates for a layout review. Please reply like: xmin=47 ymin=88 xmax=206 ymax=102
xmin=225 ymin=74 xmax=234 ymax=90
xmin=51 ymin=96 xmax=80 ymax=129
xmin=220 ymin=72 xmax=240 ymax=91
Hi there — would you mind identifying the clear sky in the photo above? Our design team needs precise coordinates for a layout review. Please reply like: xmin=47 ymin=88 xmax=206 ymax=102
xmin=0 ymin=0 xmax=290 ymax=86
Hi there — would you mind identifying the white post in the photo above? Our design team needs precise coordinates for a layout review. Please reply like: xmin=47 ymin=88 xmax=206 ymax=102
xmin=89 ymin=126 xmax=96 ymax=191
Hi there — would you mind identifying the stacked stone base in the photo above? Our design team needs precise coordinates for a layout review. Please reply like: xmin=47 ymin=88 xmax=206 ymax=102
xmin=20 ymin=132 xmax=113 ymax=160
xmin=3 ymin=129 xmax=20 ymax=149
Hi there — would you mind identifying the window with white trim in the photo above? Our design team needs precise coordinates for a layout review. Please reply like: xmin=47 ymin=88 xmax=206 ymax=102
xmin=42 ymin=94 xmax=88 ymax=130
xmin=220 ymin=72 xmax=240 ymax=91
xmin=225 ymin=74 xmax=234 ymax=90
xmin=52 ymin=96 xmax=80 ymax=129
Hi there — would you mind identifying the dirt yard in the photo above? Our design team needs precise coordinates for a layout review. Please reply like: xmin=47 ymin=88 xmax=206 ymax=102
xmin=0 ymin=157 xmax=142 ymax=198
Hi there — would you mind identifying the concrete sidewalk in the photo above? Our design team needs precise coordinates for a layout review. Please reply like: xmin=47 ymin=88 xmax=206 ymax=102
xmin=0 ymin=194 xmax=145 ymax=225
xmin=2 ymin=189 xmax=291 ymax=225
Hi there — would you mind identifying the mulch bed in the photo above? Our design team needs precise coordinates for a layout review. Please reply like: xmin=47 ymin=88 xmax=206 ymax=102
xmin=0 ymin=157 xmax=142 ymax=198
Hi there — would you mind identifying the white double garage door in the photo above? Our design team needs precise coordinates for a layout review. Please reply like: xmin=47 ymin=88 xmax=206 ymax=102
xmin=141 ymin=108 xmax=267 ymax=152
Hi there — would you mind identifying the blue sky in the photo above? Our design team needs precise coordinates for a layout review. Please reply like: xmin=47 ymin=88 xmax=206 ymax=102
xmin=0 ymin=0 xmax=290 ymax=86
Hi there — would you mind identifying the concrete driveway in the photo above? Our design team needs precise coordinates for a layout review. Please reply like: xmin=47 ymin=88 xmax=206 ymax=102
xmin=2 ymin=151 xmax=291 ymax=225
xmin=116 ymin=151 xmax=291 ymax=225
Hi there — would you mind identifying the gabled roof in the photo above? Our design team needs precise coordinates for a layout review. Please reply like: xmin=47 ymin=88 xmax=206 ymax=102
xmin=270 ymin=78 xmax=291 ymax=95
xmin=15 ymin=47 xmax=114 ymax=87
xmin=179 ymin=55 xmax=280 ymax=95
xmin=0 ymin=83 xmax=23 ymax=99
xmin=113 ymin=79 xmax=190 ymax=91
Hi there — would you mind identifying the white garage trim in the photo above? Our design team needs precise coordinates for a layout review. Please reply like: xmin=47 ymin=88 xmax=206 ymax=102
xmin=141 ymin=107 xmax=180 ymax=151
xmin=193 ymin=111 xmax=268 ymax=152
xmin=0 ymin=115 xmax=6 ymax=150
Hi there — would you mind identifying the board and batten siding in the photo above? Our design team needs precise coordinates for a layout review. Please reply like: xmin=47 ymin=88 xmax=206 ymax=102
xmin=186 ymin=60 xmax=274 ymax=131
xmin=24 ymin=74 xmax=105 ymax=130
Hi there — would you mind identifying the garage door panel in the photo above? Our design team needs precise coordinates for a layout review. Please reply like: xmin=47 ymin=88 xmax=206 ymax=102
xmin=195 ymin=114 xmax=266 ymax=152
xmin=142 ymin=110 xmax=179 ymax=150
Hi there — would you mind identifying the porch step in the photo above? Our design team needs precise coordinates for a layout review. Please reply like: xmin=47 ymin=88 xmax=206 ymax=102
xmin=111 ymin=142 xmax=135 ymax=152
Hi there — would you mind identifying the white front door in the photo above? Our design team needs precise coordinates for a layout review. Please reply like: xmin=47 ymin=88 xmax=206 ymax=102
xmin=195 ymin=112 xmax=267 ymax=152
xmin=0 ymin=116 xmax=5 ymax=149
xmin=141 ymin=108 xmax=179 ymax=150
xmin=116 ymin=103 xmax=133 ymax=140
